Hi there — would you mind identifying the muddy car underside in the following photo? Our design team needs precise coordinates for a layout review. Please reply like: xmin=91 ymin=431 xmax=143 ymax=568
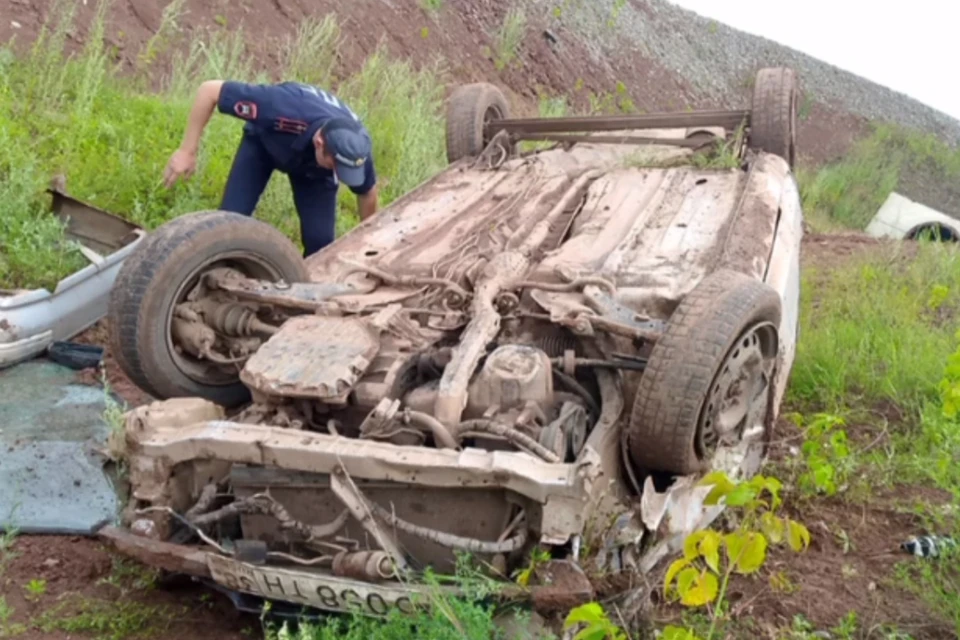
xmin=102 ymin=69 xmax=804 ymax=617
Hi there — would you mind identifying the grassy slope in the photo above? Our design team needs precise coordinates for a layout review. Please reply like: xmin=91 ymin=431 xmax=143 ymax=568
xmin=798 ymin=124 xmax=960 ymax=232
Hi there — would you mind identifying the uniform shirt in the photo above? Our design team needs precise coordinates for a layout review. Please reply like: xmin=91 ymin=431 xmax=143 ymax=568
xmin=217 ymin=81 xmax=377 ymax=195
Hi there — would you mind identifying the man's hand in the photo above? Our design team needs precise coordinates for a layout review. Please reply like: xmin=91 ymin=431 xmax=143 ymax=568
xmin=163 ymin=80 xmax=224 ymax=188
xmin=163 ymin=148 xmax=197 ymax=187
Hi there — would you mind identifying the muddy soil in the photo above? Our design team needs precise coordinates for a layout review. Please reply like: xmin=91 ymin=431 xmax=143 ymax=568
xmin=1 ymin=536 xmax=253 ymax=639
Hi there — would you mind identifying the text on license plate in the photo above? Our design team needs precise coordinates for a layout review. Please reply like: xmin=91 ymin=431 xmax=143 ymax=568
xmin=207 ymin=554 xmax=429 ymax=616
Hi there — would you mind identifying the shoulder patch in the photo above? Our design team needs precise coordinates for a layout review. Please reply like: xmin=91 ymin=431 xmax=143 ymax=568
xmin=234 ymin=101 xmax=258 ymax=120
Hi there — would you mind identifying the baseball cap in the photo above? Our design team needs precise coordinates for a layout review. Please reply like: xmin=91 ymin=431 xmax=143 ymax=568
xmin=321 ymin=117 xmax=372 ymax=187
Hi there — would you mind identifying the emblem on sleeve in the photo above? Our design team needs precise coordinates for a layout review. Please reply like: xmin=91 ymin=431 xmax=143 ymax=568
xmin=234 ymin=101 xmax=258 ymax=120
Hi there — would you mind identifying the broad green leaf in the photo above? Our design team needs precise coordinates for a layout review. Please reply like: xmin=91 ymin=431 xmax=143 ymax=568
xmin=726 ymin=532 xmax=767 ymax=574
xmin=760 ymin=512 xmax=785 ymax=544
xmin=698 ymin=530 xmax=721 ymax=573
xmin=787 ymin=519 xmax=812 ymax=552
xmin=761 ymin=476 xmax=783 ymax=509
xmin=564 ymin=602 xmax=606 ymax=627
xmin=664 ymin=557 xmax=692 ymax=594
xmin=724 ymin=532 xmax=745 ymax=569
xmin=675 ymin=567 xmax=699 ymax=600
xmin=683 ymin=531 xmax=708 ymax=560
xmin=736 ymin=532 xmax=768 ymax=574
xmin=679 ymin=569 xmax=719 ymax=606
xmin=699 ymin=471 xmax=736 ymax=505
xmin=725 ymin=484 xmax=758 ymax=507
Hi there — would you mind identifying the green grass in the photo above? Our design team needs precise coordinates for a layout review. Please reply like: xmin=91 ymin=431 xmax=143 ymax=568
xmin=493 ymin=7 xmax=526 ymax=71
xmin=786 ymin=240 xmax=960 ymax=497
xmin=777 ymin=240 xmax=960 ymax=633
xmin=0 ymin=1 xmax=445 ymax=290
xmin=788 ymin=241 xmax=960 ymax=414
xmin=798 ymin=123 xmax=960 ymax=230
xmin=894 ymin=546 xmax=960 ymax=635
xmin=264 ymin=560 xmax=536 ymax=640
xmin=36 ymin=596 xmax=178 ymax=640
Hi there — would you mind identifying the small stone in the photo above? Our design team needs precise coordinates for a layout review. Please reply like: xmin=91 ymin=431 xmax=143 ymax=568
xmin=11 ymin=21 xmax=21 ymax=29
xmin=131 ymin=518 xmax=160 ymax=540
xmin=868 ymin=581 xmax=877 ymax=592
xmin=43 ymin=558 xmax=61 ymax=568
xmin=74 ymin=479 xmax=82 ymax=487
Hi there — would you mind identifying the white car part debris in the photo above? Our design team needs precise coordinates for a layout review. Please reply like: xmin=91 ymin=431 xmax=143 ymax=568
xmin=866 ymin=192 xmax=959 ymax=241
xmin=0 ymin=189 xmax=146 ymax=369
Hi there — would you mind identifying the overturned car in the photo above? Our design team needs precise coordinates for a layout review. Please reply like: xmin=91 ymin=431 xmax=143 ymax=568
xmin=102 ymin=68 xmax=804 ymax=618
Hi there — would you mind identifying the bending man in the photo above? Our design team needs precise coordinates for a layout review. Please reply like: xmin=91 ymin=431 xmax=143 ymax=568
xmin=164 ymin=80 xmax=378 ymax=256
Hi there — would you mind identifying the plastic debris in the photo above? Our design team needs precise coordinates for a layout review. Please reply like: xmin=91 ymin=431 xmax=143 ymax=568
xmin=901 ymin=535 xmax=958 ymax=558
xmin=47 ymin=341 xmax=104 ymax=370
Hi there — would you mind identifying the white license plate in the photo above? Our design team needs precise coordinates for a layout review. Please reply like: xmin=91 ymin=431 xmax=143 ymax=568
xmin=207 ymin=554 xmax=433 ymax=617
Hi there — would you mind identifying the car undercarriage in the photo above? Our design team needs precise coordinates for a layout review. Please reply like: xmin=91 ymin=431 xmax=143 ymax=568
xmin=100 ymin=67 xmax=804 ymax=620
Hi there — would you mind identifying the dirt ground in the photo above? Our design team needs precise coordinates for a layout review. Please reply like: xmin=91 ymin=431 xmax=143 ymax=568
xmin=709 ymin=416 xmax=955 ymax=639
xmin=1 ymin=536 xmax=255 ymax=639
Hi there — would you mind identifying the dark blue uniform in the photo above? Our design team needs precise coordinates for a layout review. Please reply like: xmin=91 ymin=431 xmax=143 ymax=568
xmin=216 ymin=81 xmax=377 ymax=256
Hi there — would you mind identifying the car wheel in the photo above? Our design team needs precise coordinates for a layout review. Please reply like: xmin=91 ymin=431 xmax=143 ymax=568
xmin=445 ymin=83 xmax=512 ymax=163
xmin=108 ymin=211 xmax=308 ymax=408
xmin=749 ymin=67 xmax=798 ymax=168
xmin=627 ymin=269 xmax=782 ymax=476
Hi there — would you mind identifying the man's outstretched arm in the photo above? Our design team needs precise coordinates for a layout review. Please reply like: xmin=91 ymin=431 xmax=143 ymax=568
xmin=352 ymin=154 xmax=379 ymax=221
xmin=164 ymin=80 xmax=224 ymax=187
xmin=357 ymin=185 xmax=379 ymax=221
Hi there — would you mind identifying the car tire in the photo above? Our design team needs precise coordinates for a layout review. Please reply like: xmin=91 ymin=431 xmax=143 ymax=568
xmin=749 ymin=67 xmax=797 ymax=168
xmin=445 ymin=83 xmax=512 ymax=163
xmin=108 ymin=211 xmax=308 ymax=408
xmin=627 ymin=269 xmax=782 ymax=476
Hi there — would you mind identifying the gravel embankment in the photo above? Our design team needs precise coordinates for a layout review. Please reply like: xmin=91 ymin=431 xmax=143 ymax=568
xmin=549 ymin=0 xmax=960 ymax=146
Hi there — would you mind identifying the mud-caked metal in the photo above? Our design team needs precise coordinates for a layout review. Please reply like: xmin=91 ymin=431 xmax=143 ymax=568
xmin=103 ymin=67 xmax=803 ymax=620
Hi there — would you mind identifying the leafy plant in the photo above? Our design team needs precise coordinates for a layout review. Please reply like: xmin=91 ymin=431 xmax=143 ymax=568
xmin=512 ymin=546 xmax=551 ymax=587
xmin=563 ymin=602 xmax=627 ymax=640
xmin=663 ymin=472 xmax=811 ymax=640
xmin=24 ymin=578 xmax=46 ymax=600
xmin=790 ymin=413 xmax=851 ymax=496
xmin=939 ymin=330 xmax=960 ymax=420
